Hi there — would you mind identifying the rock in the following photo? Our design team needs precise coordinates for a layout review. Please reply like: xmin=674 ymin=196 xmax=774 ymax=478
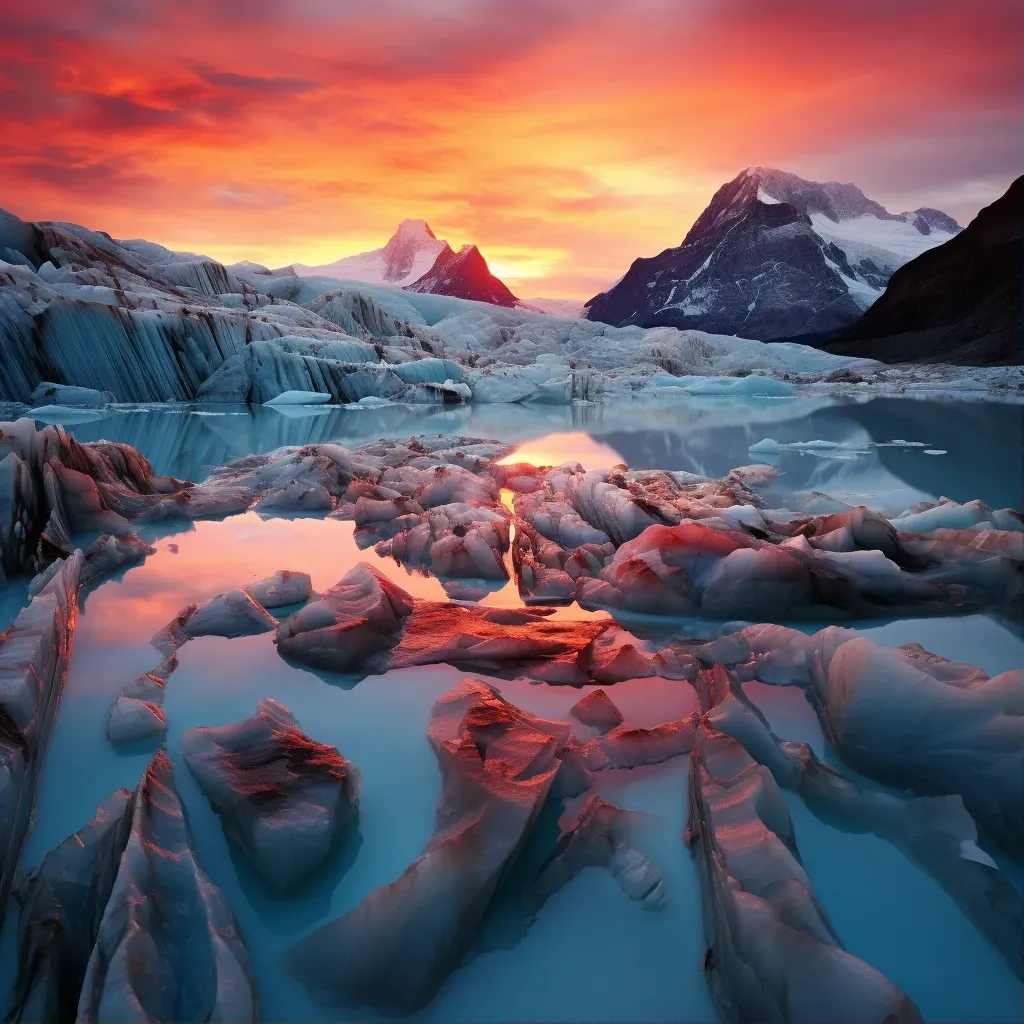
xmin=182 ymin=699 xmax=361 ymax=891
xmin=286 ymin=679 xmax=567 ymax=1013
xmin=107 ymin=654 xmax=177 ymax=745
xmin=587 ymin=166 xmax=959 ymax=343
xmin=0 ymin=552 xmax=81 ymax=928
xmin=183 ymin=588 xmax=279 ymax=640
xmin=569 ymin=688 xmax=624 ymax=733
xmin=244 ymin=569 xmax=312 ymax=608
xmin=5 ymin=790 xmax=133 ymax=1023
xmin=688 ymin=725 xmax=921 ymax=1023
xmin=77 ymin=749 xmax=258 ymax=1023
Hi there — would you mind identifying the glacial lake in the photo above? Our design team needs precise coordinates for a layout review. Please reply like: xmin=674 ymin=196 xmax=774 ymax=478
xmin=1 ymin=394 xmax=1022 ymax=1022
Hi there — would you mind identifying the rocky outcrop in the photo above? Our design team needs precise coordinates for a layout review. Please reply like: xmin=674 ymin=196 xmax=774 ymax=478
xmin=586 ymin=167 xmax=960 ymax=342
xmin=182 ymin=699 xmax=361 ymax=891
xmin=77 ymin=749 xmax=258 ymax=1022
xmin=0 ymin=552 xmax=81 ymax=927
xmin=826 ymin=176 xmax=1023 ymax=365
xmin=688 ymin=724 xmax=921 ymax=1023
xmin=287 ymin=679 xmax=576 ymax=1013
xmin=406 ymin=244 xmax=518 ymax=307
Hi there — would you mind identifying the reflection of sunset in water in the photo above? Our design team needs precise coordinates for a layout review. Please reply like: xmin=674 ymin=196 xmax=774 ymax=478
xmin=86 ymin=511 xmax=608 ymax=646
xmin=496 ymin=433 xmax=625 ymax=470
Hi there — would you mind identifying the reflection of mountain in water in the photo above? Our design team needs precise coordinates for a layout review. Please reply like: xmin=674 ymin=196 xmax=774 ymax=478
xmin=58 ymin=397 xmax=1021 ymax=514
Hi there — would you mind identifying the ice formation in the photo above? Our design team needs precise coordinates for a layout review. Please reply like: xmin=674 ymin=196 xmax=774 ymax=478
xmin=691 ymin=625 xmax=1024 ymax=854
xmin=0 ymin=553 xmax=80 ymax=926
xmin=107 ymin=653 xmax=177 ymax=744
xmin=76 ymin=750 xmax=258 ymax=1022
xmin=182 ymin=699 xmax=361 ymax=891
xmin=287 ymin=679 xmax=585 ymax=1013
xmin=536 ymin=795 xmax=667 ymax=910
xmin=6 ymin=789 xmax=133 ymax=1023
xmin=2 ymin=206 xmax=1012 ymax=410
xmin=687 ymin=724 xmax=923 ymax=1022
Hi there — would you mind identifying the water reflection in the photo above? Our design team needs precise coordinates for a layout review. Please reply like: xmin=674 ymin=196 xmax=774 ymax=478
xmin=56 ymin=395 xmax=1022 ymax=512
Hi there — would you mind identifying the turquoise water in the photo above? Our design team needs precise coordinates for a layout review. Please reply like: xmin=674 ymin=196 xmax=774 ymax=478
xmin=1 ymin=395 xmax=1021 ymax=1021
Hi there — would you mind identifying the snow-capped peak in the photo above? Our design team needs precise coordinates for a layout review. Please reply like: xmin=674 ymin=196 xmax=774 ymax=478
xmin=291 ymin=218 xmax=449 ymax=287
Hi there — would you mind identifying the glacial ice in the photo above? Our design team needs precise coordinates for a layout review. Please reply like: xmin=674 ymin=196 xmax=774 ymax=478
xmin=264 ymin=390 xmax=334 ymax=407
xmin=5 ymin=789 xmax=133 ymax=1023
xmin=536 ymin=795 xmax=667 ymax=911
xmin=3 ymin=207 xmax=1017 ymax=411
xmin=286 ymin=678 xmax=582 ymax=1013
xmin=687 ymin=724 xmax=922 ymax=1022
xmin=0 ymin=553 xmax=80 ymax=927
xmin=76 ymin=750 xmax=258 ymax=1022
xmin=107 ymin=653 xmax=177 ymax=745
xmin=691 ymin=624 xmax=1024 ymax=854
xmin=182 ymin=699 xmax=361 ymax=891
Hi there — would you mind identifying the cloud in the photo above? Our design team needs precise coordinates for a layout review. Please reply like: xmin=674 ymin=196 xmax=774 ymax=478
xmin=212 ymin=184 xmax=291 ymax=208
xmin=196 ymin=69 xmax=320 ymax=95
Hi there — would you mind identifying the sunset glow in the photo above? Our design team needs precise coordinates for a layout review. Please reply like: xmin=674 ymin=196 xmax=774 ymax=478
xmin=2 ymin=0 xmax=1020 ymax=297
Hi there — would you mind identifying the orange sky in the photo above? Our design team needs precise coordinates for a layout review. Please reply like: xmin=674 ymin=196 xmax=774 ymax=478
xmin=1 ymin=0 xmax=1020 ymax=298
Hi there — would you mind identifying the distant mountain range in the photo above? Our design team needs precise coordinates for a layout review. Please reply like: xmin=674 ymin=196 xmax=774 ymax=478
xmin=288 ymin=219 xmax=518 ymax=307
xmin=825 ymin=176 xmax=1022 ymax=366
xmin=585 ymin=167 xmax=962 ymax=343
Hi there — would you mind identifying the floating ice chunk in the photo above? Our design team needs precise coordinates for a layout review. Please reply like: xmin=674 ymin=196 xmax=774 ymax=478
xmin=703 ymin=666 xmax=1024 ymax=980
xmin=354 ymin=395 xmax=392 ymax=407
xmin=569 ymin=688 xmax=624 ymax=733
xmin=584 ymin=714 xmax=699 ymax=769
xmin=924 ymin=449 xmax=947 ymax=455
xmin=536 ymin=795 xmax=667 ymax=911
xmin=264 ymin=390 xmax=332 ymax=406
xmin=287 ymin=679 xmax=575 ymax=1013
xmin=28 ymin=406 xmax=107 ymax=424
xmin=77 ymin=750 xmax=258 ymax=1023
xmin=727 ymin=463 xmax=780 ymax=486
xmin=107 ymin=654 xmax=177 ymax=745
xmin=688 ymin=725 xmax=921 ymax=1023
xmin=648 ymin=374 xmax=796 ymax=397
xmin=30 ymin=382 xmax=112 ymax=408
xmin=182 ymin=700 xmax=361 ymax=891
xmin=748 ymin=437 xmax=780 ymax=453
xmin=184 ymin=588 xmax=279 ymax=639
xmin=244 ymin=569 xmax=312 ymax=608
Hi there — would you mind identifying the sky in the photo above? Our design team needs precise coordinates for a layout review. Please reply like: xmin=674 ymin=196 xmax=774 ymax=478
xmin=1 ymin=0 xmax=1021 ymax=299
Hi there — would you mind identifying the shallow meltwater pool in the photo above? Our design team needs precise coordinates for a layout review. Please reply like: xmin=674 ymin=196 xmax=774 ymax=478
xmin=1 ymin=394 xmax=1021 ymax=1022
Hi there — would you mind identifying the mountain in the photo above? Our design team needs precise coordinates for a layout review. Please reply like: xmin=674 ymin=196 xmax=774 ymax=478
xmin=585 ymin=167 xmax=962 ymax=342
xmin=405 ymin=244 xmax=518 ymax=307
xmin=292 ymin=219 xmax=450 ymax=287
xmin=824 ymin=177 xmax=1022 ymax=365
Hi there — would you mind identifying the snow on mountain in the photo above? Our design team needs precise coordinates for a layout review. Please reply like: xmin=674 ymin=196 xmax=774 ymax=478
xmin=826 ymin=176 xmax=1023 ymax=366
xmin=405 ymin=244 xmax=518 ymax=307
xmin=291 ymin=219 xmax=450 ymax=287
xmin=517 ymin=297 xmax=586 ymax=319
xmin=585 ymin=167 xmax=962 ymax=341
